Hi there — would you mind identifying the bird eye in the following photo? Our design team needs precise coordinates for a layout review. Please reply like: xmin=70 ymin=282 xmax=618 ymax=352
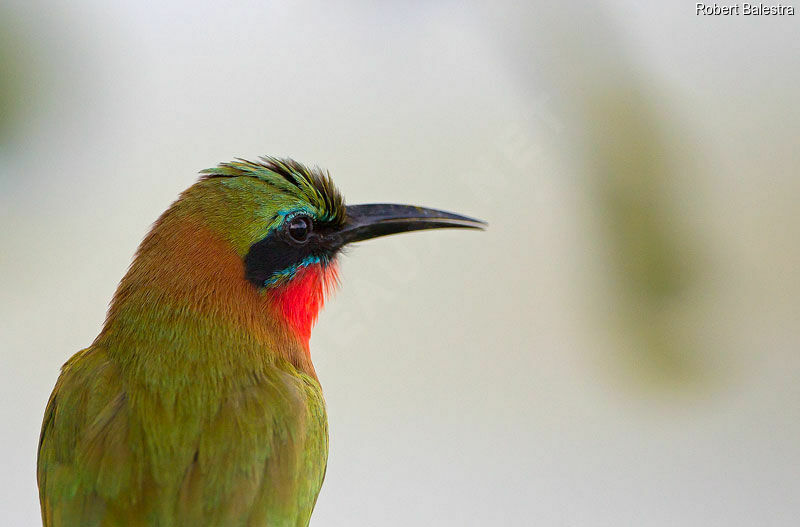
xmin=286 ymin=215 xmax=312 ymax=242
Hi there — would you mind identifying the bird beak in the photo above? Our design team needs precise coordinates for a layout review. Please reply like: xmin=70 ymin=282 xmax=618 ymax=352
xmin=332 ymin=203 xmax=487 ymax=247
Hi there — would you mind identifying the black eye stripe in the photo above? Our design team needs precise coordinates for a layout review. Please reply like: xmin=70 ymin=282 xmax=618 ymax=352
xmin=244 ymin=214 xmax=339 ymax=287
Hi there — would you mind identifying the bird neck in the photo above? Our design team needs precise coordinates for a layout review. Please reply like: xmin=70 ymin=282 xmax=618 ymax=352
xmin=97 ymin=210 xmax=325 ymax=380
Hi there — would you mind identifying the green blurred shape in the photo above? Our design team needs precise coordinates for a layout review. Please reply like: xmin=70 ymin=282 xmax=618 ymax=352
xmin=589 ymin=87 xmax=702 ymax=387
xmin=0 ymin=11 xmax=30 ymax=149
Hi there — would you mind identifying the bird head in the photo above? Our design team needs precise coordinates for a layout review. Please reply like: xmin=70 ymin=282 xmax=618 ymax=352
xmin=194 ymin=157 xmax=485 ymax=287
xmin=108 ymin=157 xmax=485 ymax=364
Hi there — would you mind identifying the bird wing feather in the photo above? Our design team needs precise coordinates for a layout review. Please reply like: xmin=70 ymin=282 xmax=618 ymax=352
xmin=38 ymin=346 xmax=328 ymax=527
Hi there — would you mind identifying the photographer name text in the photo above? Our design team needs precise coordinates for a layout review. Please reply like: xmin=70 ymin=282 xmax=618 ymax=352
xmin=696 ymin=3 xmax=795 ymax=14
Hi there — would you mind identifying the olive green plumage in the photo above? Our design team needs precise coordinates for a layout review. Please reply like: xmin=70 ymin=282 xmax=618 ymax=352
xmin=37 ymin=156 xmax=485 ymax=526
xmin=39 ymin=345 xmax=328 ymax=526
xmin=38 ymin=159 xmax=334 ymax=526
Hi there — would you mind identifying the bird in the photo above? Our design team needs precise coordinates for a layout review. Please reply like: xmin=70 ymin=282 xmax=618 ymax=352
xmin=37 ymin=156 xmax=485 ymax=526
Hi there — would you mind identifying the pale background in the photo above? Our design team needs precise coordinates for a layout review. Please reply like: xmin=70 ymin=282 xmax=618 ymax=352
xmin=2 ymin=2 xmax=799 ymax=525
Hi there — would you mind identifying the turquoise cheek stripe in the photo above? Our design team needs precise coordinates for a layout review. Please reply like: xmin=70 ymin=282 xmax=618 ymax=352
xmin=263 ymin=255 xmax=327 ymax=287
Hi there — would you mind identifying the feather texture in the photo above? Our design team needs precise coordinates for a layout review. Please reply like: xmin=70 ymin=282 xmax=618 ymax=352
xmin=38 ymin=163 xmax=334 ymax=526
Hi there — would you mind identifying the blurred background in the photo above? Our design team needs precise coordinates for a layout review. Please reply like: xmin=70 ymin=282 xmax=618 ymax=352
xmin=1 ymin=1 xmax=798 ymax=525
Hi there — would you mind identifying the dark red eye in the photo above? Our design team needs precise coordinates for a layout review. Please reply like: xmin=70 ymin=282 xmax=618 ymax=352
xmin=287 ymin=216 xmax=312 ymax=242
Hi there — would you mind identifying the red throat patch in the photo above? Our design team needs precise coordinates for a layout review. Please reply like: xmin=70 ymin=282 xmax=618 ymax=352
xmin=268 ymin=262 xmax=339 ymax=348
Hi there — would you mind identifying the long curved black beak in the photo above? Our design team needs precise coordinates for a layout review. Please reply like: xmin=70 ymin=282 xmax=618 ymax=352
xmin=333 ymin=203 xmax=487 ymax=247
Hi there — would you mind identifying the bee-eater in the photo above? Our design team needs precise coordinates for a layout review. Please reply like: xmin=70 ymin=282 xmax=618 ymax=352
xmin=37 ymin=157 xmax=485 ymax=526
